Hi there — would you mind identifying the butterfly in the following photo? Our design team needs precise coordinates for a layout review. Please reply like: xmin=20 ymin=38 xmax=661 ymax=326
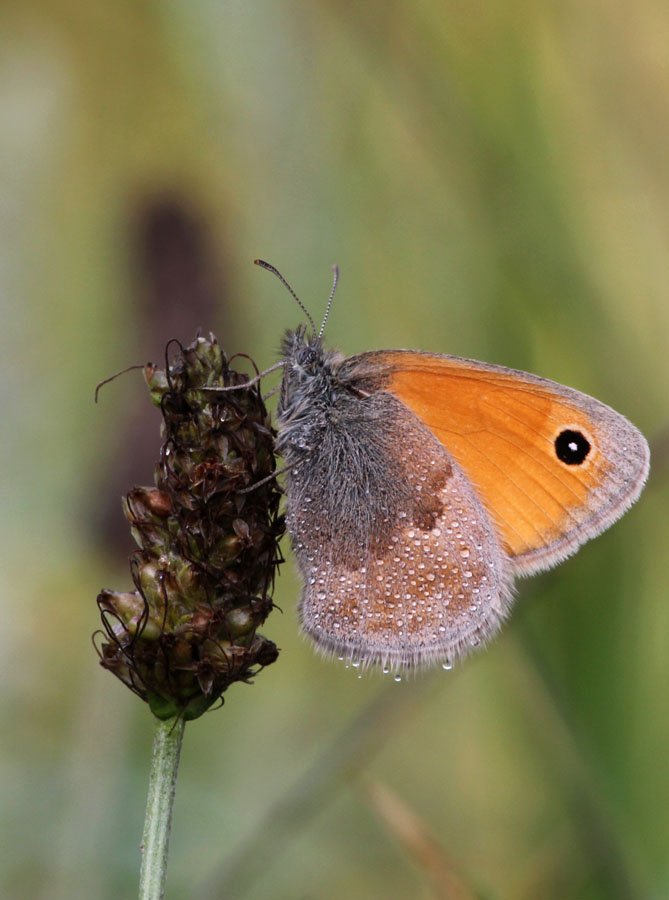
xmin=257 ymin=261 xmax=650 ymax=671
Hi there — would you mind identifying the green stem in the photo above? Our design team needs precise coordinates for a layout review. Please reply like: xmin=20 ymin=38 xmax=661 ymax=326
xmin=138 ymin=715 xmax=186 ymax=900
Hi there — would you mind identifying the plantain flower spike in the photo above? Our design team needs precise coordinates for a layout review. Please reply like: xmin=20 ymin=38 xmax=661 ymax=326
xmin=96 ymin=335 xmax=284 ymax=720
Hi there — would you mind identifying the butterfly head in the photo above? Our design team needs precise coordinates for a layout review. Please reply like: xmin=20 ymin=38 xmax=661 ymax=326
xmin=281 ymin=324 xmax=325 ymax=371
xmin=278 ymin=325 xmax=344 ymax=432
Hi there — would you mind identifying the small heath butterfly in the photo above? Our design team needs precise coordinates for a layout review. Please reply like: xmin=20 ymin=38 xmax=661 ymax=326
xmin=258 ymin=261 xmax=649 ymax=671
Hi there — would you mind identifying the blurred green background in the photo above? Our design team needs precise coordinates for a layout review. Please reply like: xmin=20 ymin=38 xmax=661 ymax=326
xmin=2 ymin=1 xmax=668 ymax=898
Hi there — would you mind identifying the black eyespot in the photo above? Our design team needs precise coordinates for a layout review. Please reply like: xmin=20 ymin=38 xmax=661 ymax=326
xmin=555 ymin=429 xmax=591 ymax=465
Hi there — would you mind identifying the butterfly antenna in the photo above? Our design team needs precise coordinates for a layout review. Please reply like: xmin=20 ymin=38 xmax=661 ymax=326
xmin=254 ymin=259 xmax=317 ymax=336
xmin=318 ymin=264 xmax=339 ymax=339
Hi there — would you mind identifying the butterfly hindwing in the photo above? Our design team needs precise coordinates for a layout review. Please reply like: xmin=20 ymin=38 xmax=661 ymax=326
xmin=284 ymin=386 xmax=512 ymax=668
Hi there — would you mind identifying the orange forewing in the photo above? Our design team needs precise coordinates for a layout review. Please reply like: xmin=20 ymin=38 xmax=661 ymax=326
xmin=354 ymin=350 xmax=645 ymax=574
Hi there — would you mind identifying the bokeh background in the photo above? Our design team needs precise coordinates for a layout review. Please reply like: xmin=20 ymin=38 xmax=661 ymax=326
xmin=2 ymin=1 xmax=668 ymax=898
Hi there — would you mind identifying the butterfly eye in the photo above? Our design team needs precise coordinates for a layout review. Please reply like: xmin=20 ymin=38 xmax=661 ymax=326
xmin=554 ymin=429 xmax=591 ymax=465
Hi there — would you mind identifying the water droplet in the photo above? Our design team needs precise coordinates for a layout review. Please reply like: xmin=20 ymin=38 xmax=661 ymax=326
xmin=442 ymin=661 xmax=453 ymax=670
xmin=394 ymin=674 xmax=402 ymax=682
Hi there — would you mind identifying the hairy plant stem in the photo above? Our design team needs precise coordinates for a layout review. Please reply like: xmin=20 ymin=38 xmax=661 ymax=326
xmin=138 ymin=715 xmax=186 ymax=900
